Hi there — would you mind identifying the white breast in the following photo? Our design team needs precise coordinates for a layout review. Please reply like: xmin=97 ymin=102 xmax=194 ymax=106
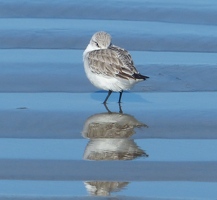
xmin=83 ymin=45 xmax=138 ymax=92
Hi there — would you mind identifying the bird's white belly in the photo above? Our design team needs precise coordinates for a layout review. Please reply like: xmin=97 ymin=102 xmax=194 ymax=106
xmin=84 ymin=57 xmax=136 ymax=92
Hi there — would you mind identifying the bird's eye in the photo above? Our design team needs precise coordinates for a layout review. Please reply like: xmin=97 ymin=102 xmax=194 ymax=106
xmin=95 ymin=41 xmax=99 ymax=47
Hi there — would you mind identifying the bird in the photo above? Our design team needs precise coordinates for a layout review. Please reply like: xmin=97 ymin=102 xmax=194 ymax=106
xmin=83 ymin=31 xmax=149 ymax=104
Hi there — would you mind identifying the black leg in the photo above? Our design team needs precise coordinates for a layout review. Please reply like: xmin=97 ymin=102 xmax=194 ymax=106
xmin=118 ymin=102 xmax=123 ymax=114
xmin=118 ymin=91 xmax=123 ymax=103
xmin=103 ymin=90 xmax=112 ymax=104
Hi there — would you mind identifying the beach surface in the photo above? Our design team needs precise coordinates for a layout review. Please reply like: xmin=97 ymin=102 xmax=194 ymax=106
xmin=0 ymin=0 xmax=217 ymax=199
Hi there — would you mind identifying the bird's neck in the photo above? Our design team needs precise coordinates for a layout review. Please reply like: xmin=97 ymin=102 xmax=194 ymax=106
xmin=83 ymin=44 xmax=97 ymax=56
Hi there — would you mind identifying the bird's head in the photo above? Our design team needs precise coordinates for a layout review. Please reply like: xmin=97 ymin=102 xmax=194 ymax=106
xmin=90 ymin=31 xmax=112 ymax=50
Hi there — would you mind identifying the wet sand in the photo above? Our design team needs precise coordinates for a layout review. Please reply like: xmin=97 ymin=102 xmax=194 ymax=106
xmin=1 ymin=0 xmax=217 ymax=199
xmin=0 ymin=92 xmax=217 ymax=199
xmin=0 ymin=92 xmax=216 ymax=139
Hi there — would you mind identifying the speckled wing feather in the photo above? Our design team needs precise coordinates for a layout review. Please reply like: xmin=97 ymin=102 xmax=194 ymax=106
xmin=87 ymin=45 xmax=141 ymax=80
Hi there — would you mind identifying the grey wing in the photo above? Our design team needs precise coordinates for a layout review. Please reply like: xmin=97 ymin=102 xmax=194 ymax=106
xmin=87 ymin=47 xmax=139 ymax=80
xmin=109 ymin=45 xmax=140 ymax=79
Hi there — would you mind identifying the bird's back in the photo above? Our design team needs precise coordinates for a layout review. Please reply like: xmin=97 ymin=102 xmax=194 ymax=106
xmin=87 ymin=45 xmax=149 ymax=81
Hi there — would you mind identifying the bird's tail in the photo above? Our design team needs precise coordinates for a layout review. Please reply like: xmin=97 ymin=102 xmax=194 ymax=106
xmin=133 ymin=73 xmax=149 ymax=80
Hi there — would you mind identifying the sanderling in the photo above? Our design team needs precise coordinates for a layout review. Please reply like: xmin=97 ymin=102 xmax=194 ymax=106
xmin=83 ymin=31 xmax=149 ymax=104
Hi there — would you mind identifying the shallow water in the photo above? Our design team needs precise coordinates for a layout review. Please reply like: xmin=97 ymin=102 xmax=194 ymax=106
xmin=1 ymin=0 xmax=217 ymax=199
xmin=0 ymin=92 xmax=217 ymax=199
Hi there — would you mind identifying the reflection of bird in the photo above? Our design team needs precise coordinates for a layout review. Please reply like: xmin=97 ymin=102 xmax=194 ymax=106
xmin=82 ymin=104 xmax=148 ymax=160
xmin=83 ymin=138 xmax=148 ymax=160
xmin=84 ymin=181 xmax=129 ymax=196
xmin=82 ymin=106 xmax=148 ymax=196
xmin=83 ymin=31 xmax=149 ymax=103
xmin=82 ymin=112 xmax=147 ymax=139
